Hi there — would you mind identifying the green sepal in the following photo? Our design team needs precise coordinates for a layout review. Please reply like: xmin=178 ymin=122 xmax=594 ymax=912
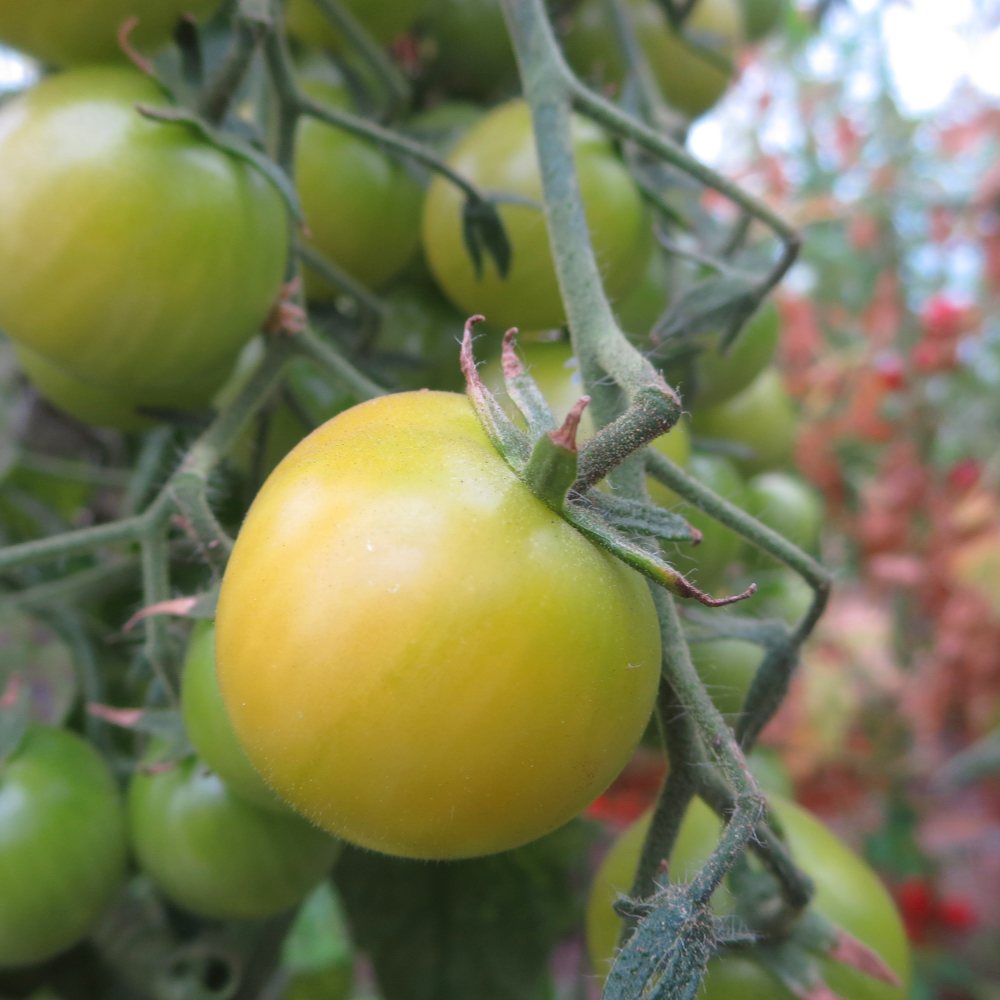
xmin=522 ymin=433 xmax=578 ymax=514
xmin=500 ymin=329 xmax=558 ymax=437
xmin=586 ymin=492 xmax=701 ymax=544
xmin=135 ymin=104 xmax=303 ymax=222
xmin=462 ymin=197 xmax=512 ymax=279
xmin=86 ymin=705 xmax=193 ymax=767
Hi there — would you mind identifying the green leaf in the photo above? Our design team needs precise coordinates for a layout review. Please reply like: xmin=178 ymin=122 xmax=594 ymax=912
xmin=135 ymin=104 xmax=303 ymax=222
xmin=283 ymin=881 xmax=353 ymax=973
xmin=462 ymin=199 xmax=512 ymax=280
xmin=584 ymin=493 xmax=700 ymax=543
xmin=651 ymin=277 xmax=757 ymax=345
xmin=334 ymin=821 xmax=594 ymax=1000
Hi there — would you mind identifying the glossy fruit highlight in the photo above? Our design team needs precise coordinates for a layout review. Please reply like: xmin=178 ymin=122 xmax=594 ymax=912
xmin=422 ymin=99 xmax=652 ymax=331
xmin=216 ymin=391 xmax=662 ymax=859
xmin=587 ymin=796 xmax=911 ymax=1000
xmin=0 ymin=67 xmax=288 ymax=400
xmin=0 ymin=725 xmax=127 ymax=967
xmin=128 ymin=752 xmax=338 ymax=920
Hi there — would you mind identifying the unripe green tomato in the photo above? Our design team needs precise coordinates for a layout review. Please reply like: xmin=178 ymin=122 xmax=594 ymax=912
xmin=422 ymin=0 xmax=518 ymax=100
xmin=690 ymin=368 xmax=797 ymax=476
xmin=562 ymin=0 xmax=742 ymax=120
xmin=297 ymin=80 xmax=424 ymax=298
xmin=659 ymin=453 xmax=746 ymax=589
xmin=285 ymin=0 xmax=426 ymax=52
xmin=0 ymin=67 xmax=288 ymax=400
xmin=483 ymin=340 xmax=690 ymax=470
xmin=181 ymin=621 xmax=292 ymax=815
xmin=742 ymin=471 xmax=823 ymax=569
xmin=373 ymin=280 xmax=469 ymax=392
xmin=215 ymin=391 xmax=662 ymax=859
xmin=128 ymin=752 xmax=339 ymax=920
xmin=670 ymin=301 xmax=781 ymax=410
xmin=740 ymin=0 xmax=787 ymax=41
xmin=406 ymin=101 xmax=486 ymax=155
xmin=422 ymin=99 xmax=653 ymax=331
xmin=16 ymin=344 xmax=159 ymax=432
xmin=749 ymin=568 xmax=813 ymax=625
xmin=587 ymin=796 xmax=911 ymax=1000
xmin=690 ymin=637 xmax=762 ymax=718
xmin=614 ymin=251 xmax=671 ymax=344
xmin=0 ymin=0 xmax=221 ymax=66
xmin=0 ymin=725 xmax=127 ymax=968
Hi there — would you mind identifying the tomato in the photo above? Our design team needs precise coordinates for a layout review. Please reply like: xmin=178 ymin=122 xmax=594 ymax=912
xmin=285 ymin=0 xmax=425 ymax=52
xmin=587 ymin=795 xmax=911 ymax=1000
xmin=422 ymin=99 xmax=652 ymax=332
xmin=422 ymin=0 xmax=518 ymax=100
xmin=215 ymin=390 xmax=661 ymax=859
xmin=614 ymin=251 xmax=671 ymax=344
xmin=0 ymin=67 xmax=287 ymax=403
xmin=740 ymin=0 xmax=786 ymax=41
xmin=690 ymin=368 xmax=797 ymax=476
xmin=16 ymin=344 xmax=159 ymax=432
xmin=562 ymin=0 xmax=742 ymax=120
xmin=372 ymin=280 xmax=468 ymax=392
xmin=743 ymin=471 xmax=823 ymax=568
xmin=128 ymin=751 xmax=339 ymax=920
xmin=297 ymin=80 xmax=424 ymax=298
xmin=670 ymin=301 xmax=781 ymax=410
xmin=0 ymin=0 xmax=220 ymax=66
xmin=0 ymin=725 xmax=127 ymax=967
xmin=651 ymin=453 xmax=745 ymax=589
xmin=181 ymin=621 xmax=292 ymax=815
xmin=690 ymin=637 xmax=762 ymax=718
xmin=749 ymin=568 xmax=813 ymax=624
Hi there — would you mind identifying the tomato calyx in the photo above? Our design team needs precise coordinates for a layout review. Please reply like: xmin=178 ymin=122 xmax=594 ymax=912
xmin=724 ymin=862 xmax=902 ymax=1000
xmin=461 ymin=318 xmax=757 ymax=608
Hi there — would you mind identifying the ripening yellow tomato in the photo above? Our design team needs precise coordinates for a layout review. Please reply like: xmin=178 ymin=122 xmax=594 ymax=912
xmin=215 ymin=391 xmax=661 ymax=859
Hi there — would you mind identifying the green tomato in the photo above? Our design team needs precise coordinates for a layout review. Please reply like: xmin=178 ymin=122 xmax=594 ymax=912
xmin=670 ymin=301 xmax=781 ymax=410
xmin=740 ymin=0 xmax=787 ymax=41
xmin=372 ymin=280 xmax=469 ymax=392
xmin=215 ymin=391 xmax=661 ymax=859
xmin=691 ymin=368 xmax=797 ymax=476
xmin=0 ymin=725 xmax=127 ymax=967
xmin=181 ymin=621 xmax=292 ymax=815
xmin=587 ymin=796 xmax=911 ymax=1000
xmin=562 ymin=0 xmax=742 ymax=120
xmin=650 ymin=453 xmax=745 ymax=590
xmin=690 ymin=638 xmax=762 ymax=718
xmin=0 ymin=67 xmax=288 ymax=400
xmin=128 ymin=752 xmax=339 ymax=920
xmin=422 ymin=0 xmax=518 ymax=100
xmin=297 ymin=80 xmax=424 ymax=298
xmin=0 ymin=0 xmax=221 ymax=66
xmin=422 ymin=99 xmax=652 ymax=331
xmin=285 ymin=0 xmax=426 ymax=52
xmin=614 ymin=251 xmax=671 ymax=344
xmin=742 ymin=471 xmax=823 ymax=569
xmin=748 ymin=568 xmax=813 ymax=625
xmin=16 ymin=343 xmax=157 ymax=433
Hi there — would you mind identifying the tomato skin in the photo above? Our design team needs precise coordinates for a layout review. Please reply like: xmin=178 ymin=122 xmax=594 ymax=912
xmin=297 ymin=81 xmax=423 ymax=297
xmin=658 ymin=453 xmax=745 ymax=589
xmin=742 ymin=472 xmax=823 ymax=568
xmin=181 ymin=621 xmax=293 ymax=815
xmin=216 ymin=390 xmax=661 ymax=859
xmin=691 ymin=368 xmax=797 ymax=476
xmin=128 ymin=754 xmax=339 ymax=921
xmin=422 ymin=0 xmax=518 ymax=99
xmin=422 ymin=99 xmax=652 ymax=332
xmin=587 ymin=796 xmax=911 ymax=1000
xmin=614 ymin=251 xmax=671 ymax=343
xmin=671 ymin=302 xmax=781 ymax=410
xmin=740 ymin=0 xmax=786 ymax=41
xmin=562 ymin=0 xmax=742 ymax=120
xmin=0 ymin=67 xmax=288 ymax=399
xmin=690 ymin=637 xmax=763 ymax=719
xmin=15 ymin=344 xmax=159 ymax=432
xmin=0 ymin=725 xmax=127 ymax=968
xmin=285 ymin=0 xmax=425 ymax=52
xmin=0 ymin=0 xmax=220 ymax=66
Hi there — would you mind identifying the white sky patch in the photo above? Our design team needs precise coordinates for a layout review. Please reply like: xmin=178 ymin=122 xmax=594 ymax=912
xmin=0 ymin=47 xmax=37 ymax=92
